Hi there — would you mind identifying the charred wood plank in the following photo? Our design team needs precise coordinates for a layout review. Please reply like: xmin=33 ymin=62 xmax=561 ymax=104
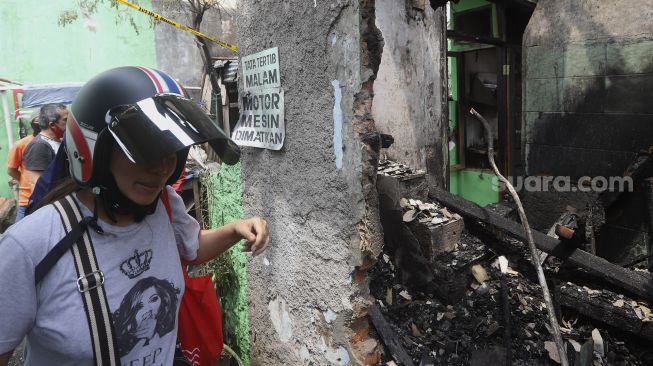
xmin=429 ymin=187 xmax=653 ymax=302
xmin=369 ymin=304 xmax=416 ymax=366
xmin=557 ymin=282 xmax=653 ymax=342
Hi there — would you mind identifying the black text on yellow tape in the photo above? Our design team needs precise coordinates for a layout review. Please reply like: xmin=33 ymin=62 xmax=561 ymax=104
xmin=115 ymin=0 xmax=238 ymax=53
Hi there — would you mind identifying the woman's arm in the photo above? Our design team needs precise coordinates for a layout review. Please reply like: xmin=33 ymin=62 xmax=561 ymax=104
xmin=191 ymin=217 xmax=269 ymax=265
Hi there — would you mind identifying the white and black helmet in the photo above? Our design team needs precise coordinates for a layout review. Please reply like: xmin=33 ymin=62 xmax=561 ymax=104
xmin=66 ymin=66 xmax=240 ymax=188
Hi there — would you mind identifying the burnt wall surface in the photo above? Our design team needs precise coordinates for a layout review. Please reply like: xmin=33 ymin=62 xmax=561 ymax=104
xmin=235 ymin=1 xmax=385 ymax=364
xmin=372 ymin=0 xmax=448 ymax=189
xmin=523 ymin=0 xmax=653 ymax=180
xmin=521 ymin=0 xmax=653 ymax=260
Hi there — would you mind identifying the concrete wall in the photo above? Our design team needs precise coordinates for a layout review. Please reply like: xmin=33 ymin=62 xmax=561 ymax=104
xmin=372 ymin=0 xmax=448 ymax=189
xmin=523 ymin=0 xmax=653 ymax=180
xmin=237 ymin=0 xmax=447 ymax=363
xmin=152 ymin=0 xmax=237 ymax=89
xmin=235 ymin=0 xmax=403 ymax=364
xmin=522 ymin=0 xmax=653 ymax=260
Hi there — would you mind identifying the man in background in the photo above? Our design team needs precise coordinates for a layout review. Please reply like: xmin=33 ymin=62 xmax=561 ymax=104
xmin=23 ymin=103 xmax=68 ymax=179
xmin=6 ymin=109 xmax=42 ymax=222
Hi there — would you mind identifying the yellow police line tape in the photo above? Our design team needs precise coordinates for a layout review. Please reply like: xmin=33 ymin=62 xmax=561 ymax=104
xmin=115 ymin=0 xmax=238 ymax=53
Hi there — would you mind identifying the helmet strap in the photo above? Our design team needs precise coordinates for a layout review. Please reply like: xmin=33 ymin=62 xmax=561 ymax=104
xmin=89 ymin=134 xmax=162 ymax=223
xmin=91 ymin=187 xmax=101 ymax=221
xmin=99 ymin=176 xmax=159 ymax=223
xmin=87 ymin=186 xmax=105 ymax=234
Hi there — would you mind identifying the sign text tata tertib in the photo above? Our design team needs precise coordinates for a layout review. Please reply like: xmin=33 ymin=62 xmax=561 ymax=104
xmin=233 ymin=47 xmax=285 ymax=150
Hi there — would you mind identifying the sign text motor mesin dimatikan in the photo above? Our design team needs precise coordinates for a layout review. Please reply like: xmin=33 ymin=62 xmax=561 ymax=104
xmin=234 ymin=90 xmax=283 ymax=145
xmin=234 ymin=91 xmax=283 ymax=145
xmin=233 ymin=47 xmax=285 ymax=150
xmin=239 ymin=92 xmax=281 ymax=128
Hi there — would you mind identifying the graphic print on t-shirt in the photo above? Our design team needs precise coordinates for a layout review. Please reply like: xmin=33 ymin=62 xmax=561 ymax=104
xmin=120 ymin=249 xmax=154 ymax=279
xmin=112 ymin=277 xmax=180 ymax=360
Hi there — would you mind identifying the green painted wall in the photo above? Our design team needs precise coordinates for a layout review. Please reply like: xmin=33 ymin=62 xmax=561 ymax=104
xmin=0 ymin=0 xmax=157 ymax=82
xmin=450 ymin=170 xmax=498 ymax=206
xmin=204 ymin=164 xmax=249 ymax=364
xmin=448 ymin=52 xmax=458 ymax=166
xmin=447 ymin=0 xmax=499 ymax=207
xmin=0 ymin=0 xmax=157 ymax=198
xmin=0 ymin=93 xmax=18 ymax=199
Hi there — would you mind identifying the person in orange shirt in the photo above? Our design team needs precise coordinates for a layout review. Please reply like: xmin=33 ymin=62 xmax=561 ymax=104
xmin=6 ymin=109 xmax=42 ymax=222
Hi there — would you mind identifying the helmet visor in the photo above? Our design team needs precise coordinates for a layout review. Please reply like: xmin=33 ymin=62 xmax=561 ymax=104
xmin=107 ymin=93 xmax=240 ymax=165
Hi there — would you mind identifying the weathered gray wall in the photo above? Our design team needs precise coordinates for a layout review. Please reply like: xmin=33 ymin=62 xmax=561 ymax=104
xmin=522 ymin=0 xmax=653 ymax=260
xmin=373 ymin=0 xmax=448 ymax=188
xmin=236 ymin=1 xmax=385 ymax=364
xmin=153 ymin=0 xmax=237 ymax=89
xmin=524 ymin=0 xmax=653 ymax=180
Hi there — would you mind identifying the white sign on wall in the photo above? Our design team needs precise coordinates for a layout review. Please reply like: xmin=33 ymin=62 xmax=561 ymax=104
xmin=233 ymin=47 xmax=285 ymax=150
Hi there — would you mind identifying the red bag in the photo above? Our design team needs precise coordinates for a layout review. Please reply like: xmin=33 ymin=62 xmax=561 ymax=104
xmin=161 ymin=189 xmax=224 ymax=365
xmin=177 ymin=265 xmax=224 ymax=365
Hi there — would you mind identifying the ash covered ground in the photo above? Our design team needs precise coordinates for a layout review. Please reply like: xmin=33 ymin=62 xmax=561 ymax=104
xmin=368 ymin=231 xmax=653 ymax=366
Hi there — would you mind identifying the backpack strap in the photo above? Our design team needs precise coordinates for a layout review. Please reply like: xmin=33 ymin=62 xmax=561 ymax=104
xmin=47 ymin=195 xmax=120 ymax=366
xmin=34 ymin=214 xmax=96 ymax=285
xmin=36 ymin=190 xmax=174 ymax=285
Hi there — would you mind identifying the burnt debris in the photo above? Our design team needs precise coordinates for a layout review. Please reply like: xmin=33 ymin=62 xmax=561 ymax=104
xmin=369 ymin=159 xmax=653 ymax=365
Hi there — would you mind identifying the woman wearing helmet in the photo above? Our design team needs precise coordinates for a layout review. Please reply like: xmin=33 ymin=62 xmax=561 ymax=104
xmin=0 ymin=67 xmax=269 ymax=366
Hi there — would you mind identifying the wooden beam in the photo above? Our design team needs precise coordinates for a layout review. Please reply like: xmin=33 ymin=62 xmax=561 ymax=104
xmin=368 ymin=305 xmax=415 ymax=366
xmin=429 ymin=187 xmax=653 ymax=302
xmin=446 ymin=29 xmax=506 ymax=46
xmin=557 ymin=282 xmax=653 ymax=342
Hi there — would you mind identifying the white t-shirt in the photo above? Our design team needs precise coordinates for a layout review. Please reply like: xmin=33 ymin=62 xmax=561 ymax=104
xmin=0 ymin=186 xmax=200 ymax=366
xmin=41 ymin=134 xmax=61 ymax=153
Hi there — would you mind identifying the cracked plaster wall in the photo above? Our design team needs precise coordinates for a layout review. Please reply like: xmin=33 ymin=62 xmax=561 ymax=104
xmin=372 ymin=0 xmax=448 ymax=189
xmin=235 ymin=1 xmax=385 ymax=364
